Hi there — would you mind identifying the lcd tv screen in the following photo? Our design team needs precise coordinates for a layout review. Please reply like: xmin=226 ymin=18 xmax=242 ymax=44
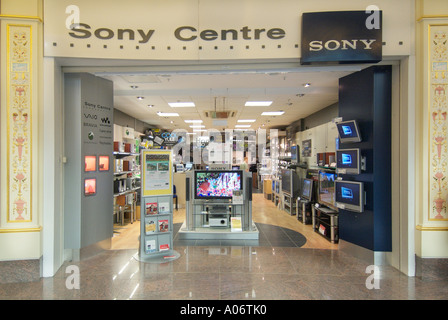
xmin=281 ymin=169 xmax=291 ymax=194
xmin=335 ymin=181 xmax=364 ymax=212
xmin=336 ymin=149 xmax=360 ymax=174
xmin=84 ymin=156 xmax=96 ymax=172
xmin=302 ymin=178 xmax=313 ymax=200
xmin=291 ymin=145 xmax=299 ymax=163
xmin=195 ymin=170 xmax=242 ymax=199
xmin=336 ymin=120 xmax=361 ymax=143
xmin=318 ymin=170 xmax=337 ymax=209
xmin=98 ymin=155 xmax=110 ymax=171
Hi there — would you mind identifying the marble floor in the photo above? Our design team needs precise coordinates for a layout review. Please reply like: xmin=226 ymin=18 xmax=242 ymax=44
xmin=1 ymin=242 xmax=448 ymax=300
xmin=1 ymin=194 xmax=447 ymax=301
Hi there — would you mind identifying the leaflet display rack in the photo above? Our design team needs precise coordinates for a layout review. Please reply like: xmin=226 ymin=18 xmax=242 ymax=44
xmin=136 ymin=149 xmax=180 ymax=263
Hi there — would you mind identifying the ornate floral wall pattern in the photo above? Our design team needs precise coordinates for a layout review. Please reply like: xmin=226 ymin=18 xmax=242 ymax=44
xmin=7 ymin=25 xmax=32 ymax=222
xmin=430 ymin=26 xmax=448 ymax=220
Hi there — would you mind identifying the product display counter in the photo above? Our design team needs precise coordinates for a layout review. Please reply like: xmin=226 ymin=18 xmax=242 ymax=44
xmin=178 ymin=170 xmax=259 ymax=240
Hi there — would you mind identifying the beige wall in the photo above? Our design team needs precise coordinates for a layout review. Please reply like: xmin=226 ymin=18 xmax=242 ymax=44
xmin=0 ymin=0 xmax=43 ymax=260
xmin=415 ymin=0 xmax=448 ymax=258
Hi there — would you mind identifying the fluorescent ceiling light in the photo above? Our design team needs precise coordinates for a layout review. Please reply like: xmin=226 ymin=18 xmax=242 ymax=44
xmin=193 ymin=129 xmax=207 ymax=132
xmin=189 ymin=125 xmax=205 ymax=128
xmin=235 ymin=125 xmax=251 ymax=128
xmin=237 ymin=119 xmax=256 ymax=123
xmin=261 ymin=111 xmax=285 ymax=116
xmin=184 ymin=120 xmax=203 ymax=123
xmin=245 ymin=101 xmax=272 ymax=107
xmin=168 ymin=102 xmax=195 ymax=107
xmin=157 ymin=112 xmax=179 ymax=117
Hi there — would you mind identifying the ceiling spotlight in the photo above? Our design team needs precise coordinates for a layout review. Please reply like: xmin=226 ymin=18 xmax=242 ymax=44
xmin=130 ymin=85 xmax=139 ymax=89
xmin=147 ymin=104 xmax=154 ymax=108
xmin=137 ymin=96 xmax=145 ymax=100
xmin=303 ymin=83 xmax=311 ymax=88
xmin=297 ymin=94 xmax=305 ymax=97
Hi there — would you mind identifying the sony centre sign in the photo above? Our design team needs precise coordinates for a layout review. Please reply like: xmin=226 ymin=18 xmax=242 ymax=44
xmin=301 ymin=10 xmax=382 ymax=64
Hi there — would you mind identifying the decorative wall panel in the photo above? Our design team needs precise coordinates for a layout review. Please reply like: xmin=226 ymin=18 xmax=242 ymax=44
xmin=6 ymin=24 xmax=33 ymax=223
xmin=429 ymin=25 xmax=448 ymax=221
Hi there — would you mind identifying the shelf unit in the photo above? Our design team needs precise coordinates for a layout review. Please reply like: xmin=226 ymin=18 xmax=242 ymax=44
xmin=282 ymin=193 xmax=296 ymax=215
xmin=312 ymin=205 xmax=339 ymax=243
xmin=190 ymin=202 xmax=244 ymax=230
xmin=297 ymin=199 xmax=312 ymax=224
xmin=113 ymin=150 xmax=141 ymax=225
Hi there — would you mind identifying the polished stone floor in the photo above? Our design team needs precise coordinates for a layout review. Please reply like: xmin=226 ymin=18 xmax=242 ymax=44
xmin=0 ymin=243 xmax=447 ymax=300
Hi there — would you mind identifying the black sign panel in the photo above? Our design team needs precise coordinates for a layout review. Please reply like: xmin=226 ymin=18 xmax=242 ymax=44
xmin=301 ymin=11 xmax=382 ymax=65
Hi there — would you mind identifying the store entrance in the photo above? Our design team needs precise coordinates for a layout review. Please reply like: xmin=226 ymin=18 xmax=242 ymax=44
xmin=86 ymin=62 xmax=362 ymax=252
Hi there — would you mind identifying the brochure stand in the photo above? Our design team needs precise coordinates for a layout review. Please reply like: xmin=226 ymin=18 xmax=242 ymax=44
xmin=134 ymin=149 xmax=180 ymax=263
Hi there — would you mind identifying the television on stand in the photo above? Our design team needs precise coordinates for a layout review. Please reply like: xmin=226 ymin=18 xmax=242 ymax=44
xmin=281 ymin=169 xmax=299 ymax=198
xmin=335 ymin=180 xmax=365 ymax=212
xmin=194 ymin=170 xmax=243 ymax=200
xmin=300 ymin=178 xmax=314 ymax=202
xmin=317 ymin=170 xmax=338 ymax=211
xmin=336 ymin=148 xmax=361 ymax=175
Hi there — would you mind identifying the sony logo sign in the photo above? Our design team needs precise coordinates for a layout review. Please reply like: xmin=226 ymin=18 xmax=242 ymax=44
xmin=308 ymin=39 xmax=377 ymax=52
xmin=301 ymin=11 xmax=382 ymax=65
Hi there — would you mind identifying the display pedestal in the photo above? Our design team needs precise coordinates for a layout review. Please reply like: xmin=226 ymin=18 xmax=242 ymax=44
xmin=134 ymin=250 xmax=180 ymax=264
xmin=178 ymin=221 xmax=259 ymax=240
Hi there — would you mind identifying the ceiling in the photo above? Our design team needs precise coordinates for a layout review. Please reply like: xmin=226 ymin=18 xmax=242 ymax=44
xmin=97 ymin=66 xmax=361 ymax=133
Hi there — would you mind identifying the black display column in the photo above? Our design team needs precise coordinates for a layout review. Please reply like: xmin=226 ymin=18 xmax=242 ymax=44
xmin=338 ymin=66 xmax=392 ymax=252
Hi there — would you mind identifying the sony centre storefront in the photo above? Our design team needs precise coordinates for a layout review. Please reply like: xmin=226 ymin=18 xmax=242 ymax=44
xmin=1 ymin=0 xmax=446 ymax=283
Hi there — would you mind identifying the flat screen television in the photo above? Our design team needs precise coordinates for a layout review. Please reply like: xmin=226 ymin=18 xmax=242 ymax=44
xmin=318 ymin=170 xmax=337 ymax=210
xmin=336 ymin=148 xmax=361 ymax=174
xmin=281 ymin=169 xmax=299 ymax=197
xmin=195 ymin=170 xmax=243 ymax=199
xmin=336 ymin=120 xmax=362 ymax=143
xmin=291 ymin=145 xmax=300 ymax=164
xmin=335 ymin=180 xmax=364 ymax=212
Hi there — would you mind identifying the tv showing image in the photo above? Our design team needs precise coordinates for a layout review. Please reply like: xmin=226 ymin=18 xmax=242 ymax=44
xmin=318 ymin=170 xmax=337 ymax=210
xmin=195 ymin=170 xmax=242 ymax=199
xmin=84 ymin=155 xmax=96 ymax=172
xmin=301 ymin=178 xmax=313 ymax=201
xmin=291 ymin=145 xmax=300 ymax=164
xmin=335 ymin=180 xmax=364 ymax=212
xmin=84 ymin=178 xmax=96 ymax=196
xmin=336 ymin=120 xmax=362 ymax=143
xmin=98 ymin=155 xmax=110 ymax=171
xmin=336 ymin=149 xmax=360 ymax=174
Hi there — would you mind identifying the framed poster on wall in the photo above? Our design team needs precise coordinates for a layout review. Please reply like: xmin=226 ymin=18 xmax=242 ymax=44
xmin=142 ymin=150 xmax=173 ymax=196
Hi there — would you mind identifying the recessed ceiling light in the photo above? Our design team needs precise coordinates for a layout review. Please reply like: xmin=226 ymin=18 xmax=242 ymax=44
xmin=245 ymin=101 xmax=272 ymax=107
xmin=303 ymin=83 xmax=311 ymax=87
xmin=130 ymin=85 xmax=139 ymax=89
xmin=184 ymin=120 xmax=203 ymax=123
xmin=168 ymin=102 xmax=195 ymax=107
xmin=147 ymin=104 xmax=154 ymax=108
xmin=137 ymin=96 xmax=145 ymax=100
xmin=189 ymin=125 xmax=205 ymax=128
xmin=157 ymin=112 xmax=179 ymax=117
xmin=237 ymin=119 xmax=256 ymax=123
xmin=261 ymin=111 xmax=285 ymax=116
xmin=235 ymin=125 xmax=251 ymax=128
